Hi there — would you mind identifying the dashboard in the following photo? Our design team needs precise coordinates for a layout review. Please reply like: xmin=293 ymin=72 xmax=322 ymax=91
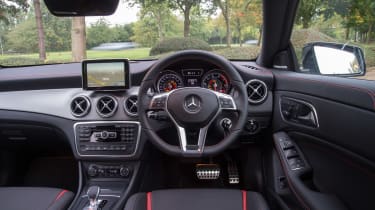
xmin=0 ymin=59 xmax=274 ymax=160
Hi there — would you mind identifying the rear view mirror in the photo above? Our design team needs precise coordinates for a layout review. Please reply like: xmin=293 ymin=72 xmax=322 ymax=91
xmin=44 ymin=0 xmax=119 ymax=16
xmin=301 ymin=42 xmax=366 ymax=77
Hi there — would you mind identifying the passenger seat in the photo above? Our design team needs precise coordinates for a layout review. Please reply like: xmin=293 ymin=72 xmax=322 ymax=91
xmin=0 ymin=187 xmax=74 ymax=210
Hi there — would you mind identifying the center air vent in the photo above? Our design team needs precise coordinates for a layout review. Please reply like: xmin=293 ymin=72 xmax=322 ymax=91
xmin=71 ymin=96 xmax=91 ymax=117
xmin=243 ymin=65 xmax=260 ymax=71
xmin=124 ymin=95 xmax=138 ymax=117
xmin=96 ymin=96 xmax=118 ymax=118
xmin=246 ymin=79 xmax=268 ymax=104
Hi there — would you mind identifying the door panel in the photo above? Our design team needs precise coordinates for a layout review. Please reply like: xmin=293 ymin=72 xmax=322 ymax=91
xmin=271 ymin=71 xmax=375 ymax=210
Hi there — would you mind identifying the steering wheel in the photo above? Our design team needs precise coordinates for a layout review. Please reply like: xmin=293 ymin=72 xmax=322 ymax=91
xmin=139 ymin=50 xmax=248 ymax=157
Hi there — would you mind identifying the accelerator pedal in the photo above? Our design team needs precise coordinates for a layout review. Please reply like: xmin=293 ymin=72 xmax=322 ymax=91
xmin=227 ymin=160 xmax=240 ymax=184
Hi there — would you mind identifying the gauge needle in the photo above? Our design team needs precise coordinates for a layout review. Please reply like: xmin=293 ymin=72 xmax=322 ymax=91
xmin=213 ymin=80 xmax=218 ymax=91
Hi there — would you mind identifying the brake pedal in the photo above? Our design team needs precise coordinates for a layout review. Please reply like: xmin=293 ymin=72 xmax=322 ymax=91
xmin=227 ymin=161 xmax=240 ymax=184
xmin=196 ymin=164 xmax=220 ymax=180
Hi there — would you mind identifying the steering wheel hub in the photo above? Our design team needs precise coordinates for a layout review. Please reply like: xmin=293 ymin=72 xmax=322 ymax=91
xmin=167 ymin=88 xmax=219 ymax=128
xmin=183 ymin=94 xmax=201 ymax=113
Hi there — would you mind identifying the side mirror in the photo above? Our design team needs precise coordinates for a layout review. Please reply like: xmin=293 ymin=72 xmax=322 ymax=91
xmin=301 ymin=42 xmax=366 ymax=77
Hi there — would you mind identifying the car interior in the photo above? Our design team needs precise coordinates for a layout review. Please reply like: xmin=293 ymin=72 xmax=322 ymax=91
xmin=0 ymin=0 xmax=374 ymax=210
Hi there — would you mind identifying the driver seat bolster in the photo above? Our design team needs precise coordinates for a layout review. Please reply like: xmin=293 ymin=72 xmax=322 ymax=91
xmin=0 ymin=187 xmax=74 ymax=210
xmin=124 ymin=189 xmax=269 ymax=210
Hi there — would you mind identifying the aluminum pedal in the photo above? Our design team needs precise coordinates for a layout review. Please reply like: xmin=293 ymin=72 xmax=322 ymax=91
xmin=196 ymin=164 xmax=220 ymax=180
xmin=227 ymin=161 xmax=240 ymax=184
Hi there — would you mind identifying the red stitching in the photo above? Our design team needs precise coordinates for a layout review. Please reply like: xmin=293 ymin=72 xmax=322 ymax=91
xmin=47 ymin=189 xmax=68 ymax=210
xmin=274 ymin=141 xmax=311 ymax=210
xmin=303 ymin=141 xmax=375 ymax=178
xmin=54 ymin=189 xmax=68 ymax=201
xmin=278 ymin=74 xmax=375 ymax=110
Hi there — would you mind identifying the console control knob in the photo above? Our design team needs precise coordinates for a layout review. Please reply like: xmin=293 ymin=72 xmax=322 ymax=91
xmin=246 ymin=119 xmax=259 ymax=133
xmin=101 ymin=131 xmax=108 ymax=139
xmin=120 ymin=167 xmax=130 ymax=177
xmin=88 ymin=165 xmax=98 ymax=177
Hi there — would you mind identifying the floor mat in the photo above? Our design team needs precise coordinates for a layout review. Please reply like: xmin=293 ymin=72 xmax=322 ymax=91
xmin=24 ymin=156 xmax=78 ymax=192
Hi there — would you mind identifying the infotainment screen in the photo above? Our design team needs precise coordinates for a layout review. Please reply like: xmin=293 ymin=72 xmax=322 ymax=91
xmin=82 ymin=59 xmax=130 ymax=90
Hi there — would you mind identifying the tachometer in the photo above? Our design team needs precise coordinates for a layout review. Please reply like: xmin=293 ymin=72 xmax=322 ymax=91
xmin=201 ymin=70 xmax=230 ymax=93
xmin=157 ymin=72 xmax=184 ymax=92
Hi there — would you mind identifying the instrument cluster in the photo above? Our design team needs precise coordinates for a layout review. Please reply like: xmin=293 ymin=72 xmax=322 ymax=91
xmin=156 ymin=69 xmax=231 ymax=94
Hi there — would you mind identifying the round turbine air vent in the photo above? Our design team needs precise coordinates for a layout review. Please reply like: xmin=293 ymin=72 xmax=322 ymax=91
xmin=124 ymin=95 xmax=138 ymax=117
xmin=70 ymin=96 xmax=91 ymax=117
xmin=96 ymin=96 xmax=118 ymax=118
xmin=246 ymin=79 xmax=268 ymax=104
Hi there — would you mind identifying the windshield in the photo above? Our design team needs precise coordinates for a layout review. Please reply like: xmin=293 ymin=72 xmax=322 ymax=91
xmin=0 ymin=0 xmax=263 ymax=66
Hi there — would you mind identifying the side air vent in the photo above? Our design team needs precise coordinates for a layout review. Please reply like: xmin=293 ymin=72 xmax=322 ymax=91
xmin=124 ymin=95 xmax=138 ymax=117
xmin=246 ymin=79 xmax=268 ymax=104
xmin=96 ymin=96 xmax=118 ymax=118
xmin=243 ymin=65 xmax=260 ymax=71
xmin=71 ymin=96 xmax=91 ymax=117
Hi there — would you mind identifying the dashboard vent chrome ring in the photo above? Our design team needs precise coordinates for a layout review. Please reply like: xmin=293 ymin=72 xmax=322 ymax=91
xmin=124 ymin=95 xmax=138 ymax=117
xmin=246 ymin=79 xmax=268 ymax=104
xmin=71 ymin=96 xmax=91 ymax=117
xmin=96 ymin=96 xmax=118 ymax=118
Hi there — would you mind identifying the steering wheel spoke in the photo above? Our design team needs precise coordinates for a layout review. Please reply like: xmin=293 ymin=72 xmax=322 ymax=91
xmin=176 ymin=125 xmax=209 ymax=154
xmin=216 ymin=92 xmax=237 ymax=111
xmin=148 ymin=92 xmax=169 ymax=111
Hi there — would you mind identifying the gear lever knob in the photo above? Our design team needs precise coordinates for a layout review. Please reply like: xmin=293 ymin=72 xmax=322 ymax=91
xmin=86 ymin=186 xmax=100 ymax=210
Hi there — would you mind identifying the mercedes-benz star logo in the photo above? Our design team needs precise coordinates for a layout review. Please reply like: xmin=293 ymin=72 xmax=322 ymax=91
xmin=184 ymin=95 xmax=201 ymax=113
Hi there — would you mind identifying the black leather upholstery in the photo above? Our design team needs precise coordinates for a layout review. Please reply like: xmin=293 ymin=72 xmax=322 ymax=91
xmin=0 ymin=187 xmax=74 ymax=210
xmin=124 ymin=189 xmax=269 ymax=210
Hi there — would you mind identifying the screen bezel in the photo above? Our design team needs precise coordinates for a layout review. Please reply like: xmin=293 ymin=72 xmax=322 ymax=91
xmin=82 ymin=59 xmax=130 ymax=90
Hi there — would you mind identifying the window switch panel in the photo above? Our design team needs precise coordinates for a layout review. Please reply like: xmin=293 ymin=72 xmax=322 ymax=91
xmin=280 ymin=139 xmax=294 ymax=150
xmin=284 ymin=148 xmax=299 ymax=159
xmin=288 ymin=157 xmax=306 ymax=170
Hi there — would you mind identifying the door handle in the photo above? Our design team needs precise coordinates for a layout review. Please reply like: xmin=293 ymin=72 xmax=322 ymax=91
xmin=296 ymin=111 xmax=317 ymax=126
xmin=280 ymin=97 xmax=319 ymax=128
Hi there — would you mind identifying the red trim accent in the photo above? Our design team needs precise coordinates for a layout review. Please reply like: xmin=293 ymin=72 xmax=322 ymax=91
xmin=242 ymin=190 xmax=247 ymax=210
xmin=147 ymin=192 xmax=152 ymax=210
xmin=55 ymin=189 xmax=68 ymax=201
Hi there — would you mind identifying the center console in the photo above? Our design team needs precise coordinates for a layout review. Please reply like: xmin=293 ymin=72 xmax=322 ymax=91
xmin=71 ymin=121 xmax=142 ymax=209
xmin=70 ymin=60 xmax=142 ymax=210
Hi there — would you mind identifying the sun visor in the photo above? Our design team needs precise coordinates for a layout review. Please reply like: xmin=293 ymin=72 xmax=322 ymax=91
xmin=44 ymin=0 xmax=119 ymax=16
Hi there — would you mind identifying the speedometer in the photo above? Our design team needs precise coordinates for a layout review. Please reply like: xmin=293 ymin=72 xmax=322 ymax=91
xmin=201 ymin=70 xmax=230 ymax=93
xmin=157 ymin=72 xmax=184 ymax=92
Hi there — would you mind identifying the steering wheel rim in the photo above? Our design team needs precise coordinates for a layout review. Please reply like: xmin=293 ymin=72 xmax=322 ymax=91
xmin=139 ymin=50 xmax=248 ymax=157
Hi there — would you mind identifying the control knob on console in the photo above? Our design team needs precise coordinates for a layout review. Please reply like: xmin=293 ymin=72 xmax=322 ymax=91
xmin=120 ymin=166 xmax=130 ymax=177
xmin=88 ymin=165 xmax=98 ymax=177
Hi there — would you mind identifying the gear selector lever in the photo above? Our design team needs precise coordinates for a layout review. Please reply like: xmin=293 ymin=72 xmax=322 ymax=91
xmin=84 ymin=186 xmax=100 ymax=210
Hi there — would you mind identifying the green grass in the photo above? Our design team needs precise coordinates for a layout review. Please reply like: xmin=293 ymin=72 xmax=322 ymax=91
xmin=0 ymin=46 xmax=262 ymax=66
xmin=0 ymin=48 xmax=151 ymax=66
